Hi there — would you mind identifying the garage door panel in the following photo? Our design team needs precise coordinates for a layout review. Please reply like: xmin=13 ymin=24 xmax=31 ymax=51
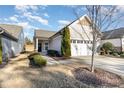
xmin=71 ymin=44 xmax=87 ymax=56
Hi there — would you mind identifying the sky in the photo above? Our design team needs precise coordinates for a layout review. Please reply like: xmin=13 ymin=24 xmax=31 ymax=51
xmin=0 ymin=5 xmax=124 ymax=40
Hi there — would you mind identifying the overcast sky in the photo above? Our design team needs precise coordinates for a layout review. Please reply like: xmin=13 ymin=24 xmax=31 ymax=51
xmin=0 ymin=5 xmax=124 ymax=40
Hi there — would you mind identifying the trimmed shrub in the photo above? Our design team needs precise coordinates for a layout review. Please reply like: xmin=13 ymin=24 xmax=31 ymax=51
xmin=112 ymin=53 xmax=119 ymax=57
xmin=120 ymin=54 xmax=124 ymax=58
xmin=33 ymin=55 xmax=47 ymax=66
xmin=28 ymin=52 xmax=40 ymax=59
xmin=61 ymin=27 xmax=71 ymax=57
xmin=110 ymin=49 xmax=119 ymax=55
xmin=102 ymin=42 xmax=114 ymax=54
xmin=28 ymin=52 xmax=47 ymax=67
xmin=119 ymin=51 xmax=124 ymax=55
xmin=47 ymin=50 xmax=60 ymax=57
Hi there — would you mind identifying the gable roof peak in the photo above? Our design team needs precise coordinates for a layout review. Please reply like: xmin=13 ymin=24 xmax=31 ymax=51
xmin=0 ymin=24 xmax=23 ymax=39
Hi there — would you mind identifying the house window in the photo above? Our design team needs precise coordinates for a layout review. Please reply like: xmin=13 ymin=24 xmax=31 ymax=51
xmin=45 ymin=43 xmax=48 ymax=50
xmin=77 ymin=40 xmax=80 ymax=43
xmin=91 ymin=41 xmax=93 ymax=44
xmin=81 ymin=40 xmax=83 ymax=43
xmin=84 ymin=40 xmax=86 ymax=44
xmin=72 ymin=40 xmax=76 ymax=43
xmin=87 ymin=40 xmax=89 ymax=44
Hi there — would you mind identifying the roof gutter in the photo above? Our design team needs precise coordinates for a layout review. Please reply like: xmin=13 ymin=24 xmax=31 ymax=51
xmin=0 ymin=27 xmax=4 ymax=34
xmin=0 ymin=27 xmax=18 ymax=41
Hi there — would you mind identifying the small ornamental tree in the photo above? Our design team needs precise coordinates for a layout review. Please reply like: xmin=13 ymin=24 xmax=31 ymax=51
xmin=61 ymin=27 xmax=71 ymax=57
xmin=73 ymin=5 xmax=123 ymax=72
xmin=0 ymin=36 xmax=2 ymax=64
xmin=102 ymin=42 xmax=114 ymax=54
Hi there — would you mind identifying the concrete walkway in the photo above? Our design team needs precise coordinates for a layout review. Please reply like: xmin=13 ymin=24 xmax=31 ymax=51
xmin=42 ymin=56 xmax=73 ymax=65
xmin=42 ymin=55 xmax=124 ymax=77
xmin=42 ymin=56 xmax=60 ymax=65
xmin=70 ymin=56 xmax=124 ymax=77
xmin=35 ymin=55 xmax=124 ymax=77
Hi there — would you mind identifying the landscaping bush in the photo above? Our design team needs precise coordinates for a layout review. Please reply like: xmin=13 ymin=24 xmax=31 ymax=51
xmin=33 ymin=55 xmax=47 ymax=66
xmin=120 ymin=54 xmax=124 ymax=58
xmin=28 ymin=52 xmax=47 ymax=67
xmin=102 ymin=42 xmax=114 ymax=54
xmin=47 ymin=50 xmax=60 ymax=57
xmin=61 ymin=27 xmax=71 ymax=57
xmin=28 ymin=52 xmax=40 ymax=59
xmin=110 ymin=49 xmax=119 ymax=55
xmin=119 ymin=51 xmax=124 ymax=55
xmin=112 ymin=53 xmax=119 ymax=57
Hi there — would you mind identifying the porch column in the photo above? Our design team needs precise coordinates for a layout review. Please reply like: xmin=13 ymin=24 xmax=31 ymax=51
xmin=36 ymin=38 xmax=38 ymax=51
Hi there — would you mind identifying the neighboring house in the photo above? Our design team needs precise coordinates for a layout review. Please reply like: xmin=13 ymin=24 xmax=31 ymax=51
xmin=34 ymin=15 xmax=101 ymax=56
xmin=34 ymin=30 xmax=56 ymax=54
xmin=101 ymin=28 xmax=124 ymax=52
xmin=0 ymin=24 xmax=24 ymax=62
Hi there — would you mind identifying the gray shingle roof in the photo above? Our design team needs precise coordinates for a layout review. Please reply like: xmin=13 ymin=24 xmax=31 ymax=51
xmin=102 ymin=28 xmax=124 ymax=40
xmin=0 ymin=27 xmax=18 ymax=41
xmin=35 ymin=29 xmax=56 ymax=38
xmin=0 ymin=24 xmax=23 ymax=39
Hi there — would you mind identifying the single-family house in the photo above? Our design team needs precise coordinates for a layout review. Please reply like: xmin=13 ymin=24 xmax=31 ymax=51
xmin=34 ymin=29 xmax=56 ymax=54
xmin=34 ymin=15 xmax=102 ymax=56
xmin=0 ymin=24 xmax=24 ymax=63
xmin=101 ymin=28 xmax=124 ymax=52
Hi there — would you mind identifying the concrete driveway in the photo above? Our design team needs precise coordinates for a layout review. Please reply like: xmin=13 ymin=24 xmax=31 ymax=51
xmin=71 ymin=56 xmax=124 ymax=77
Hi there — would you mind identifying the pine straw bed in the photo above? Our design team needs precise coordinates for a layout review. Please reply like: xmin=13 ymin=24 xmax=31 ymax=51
xmin=72 ymin=66 xmax=124 ymax=87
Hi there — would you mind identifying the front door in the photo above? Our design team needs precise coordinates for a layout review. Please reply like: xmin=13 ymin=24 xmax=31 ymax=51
xmin=38 ymin=43 xmax=42 ymax=52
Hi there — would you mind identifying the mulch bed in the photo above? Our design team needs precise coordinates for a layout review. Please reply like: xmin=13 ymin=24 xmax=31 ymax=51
xmin=72 ymin=66 xmax=123 ymax=87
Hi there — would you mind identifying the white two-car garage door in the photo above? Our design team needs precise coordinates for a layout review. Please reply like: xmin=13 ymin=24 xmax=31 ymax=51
xmin=71 ymin=40 xmax=92 ymax=56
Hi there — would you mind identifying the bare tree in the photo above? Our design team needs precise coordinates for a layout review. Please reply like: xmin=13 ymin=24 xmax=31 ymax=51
xmin=73 ymin=5 xmax=124 ymax=72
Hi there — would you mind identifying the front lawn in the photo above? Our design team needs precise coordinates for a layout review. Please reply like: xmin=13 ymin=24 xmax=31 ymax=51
xmin=0 ymin=51 xmax=124 ymax=87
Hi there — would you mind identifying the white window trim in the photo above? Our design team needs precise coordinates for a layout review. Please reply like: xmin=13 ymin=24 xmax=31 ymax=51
xmin=44 ymin=42 xmax=49 ymax=51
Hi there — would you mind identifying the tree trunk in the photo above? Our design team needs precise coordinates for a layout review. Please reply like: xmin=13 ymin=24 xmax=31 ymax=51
xmin=91 ymin=32 xmax=96 ymax=72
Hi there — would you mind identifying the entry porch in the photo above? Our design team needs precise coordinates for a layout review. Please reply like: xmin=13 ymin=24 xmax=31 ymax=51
xmin=35 ymin=37 xmax=49 ymax=55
